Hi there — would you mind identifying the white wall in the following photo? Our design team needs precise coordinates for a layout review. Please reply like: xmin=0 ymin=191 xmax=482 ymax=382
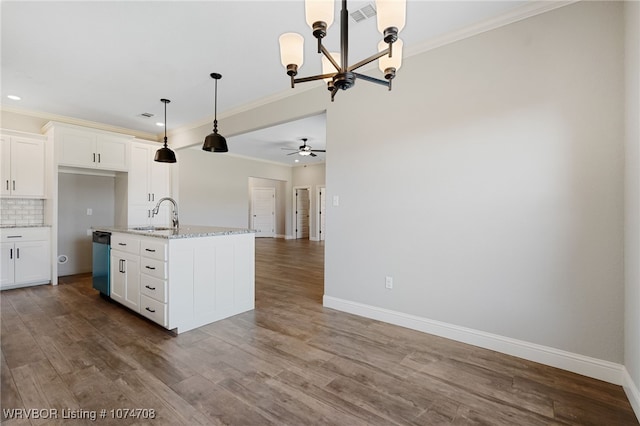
xmin=176 ymin=149 xmax=293 ymax=233
xmin=324 ymin=1 xmax=625 ymax=363
xmin=625 ymin=0 xmax=640 ymax=413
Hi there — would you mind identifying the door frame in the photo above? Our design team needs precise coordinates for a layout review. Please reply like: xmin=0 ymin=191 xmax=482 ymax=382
xmin=293 ymin=186 xmax=311 ymax=240
xmin=316 ymin=185 xmax=326 ymax=241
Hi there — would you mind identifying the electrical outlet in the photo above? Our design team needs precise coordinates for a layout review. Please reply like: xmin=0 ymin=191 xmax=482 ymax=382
xmin=333 ymin=195 xmax=340 ymax=206
xmin=86 ymin=208 xmax=93 ymax=216
xmin=385 ymin=276 xmax=393 ymax=289
xmin=86 ymin=229 xmax=92 ymax=236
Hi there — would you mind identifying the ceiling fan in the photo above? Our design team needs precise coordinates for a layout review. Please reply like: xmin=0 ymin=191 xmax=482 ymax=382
xmin=282 ymin=138 xmax=325 ymax=157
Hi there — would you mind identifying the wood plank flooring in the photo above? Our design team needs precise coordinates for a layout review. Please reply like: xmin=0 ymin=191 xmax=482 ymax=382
xmin=1 ymin=238 xmax=638 ymax=425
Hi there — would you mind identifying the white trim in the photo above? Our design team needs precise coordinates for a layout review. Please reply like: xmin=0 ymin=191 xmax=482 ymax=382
xmin=323 ymin=295 xmax=625 ymax=386
xmin=624 ymin=368 xmax=640 ymax=422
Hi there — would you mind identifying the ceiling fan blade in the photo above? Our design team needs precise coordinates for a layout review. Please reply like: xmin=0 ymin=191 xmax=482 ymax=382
xmin=287 ymin=152 xmax=299 ymax=155
xmin=281 ymin=148 xmax=298 ymax=151
xmin=310 ymin=152 xmax=317 ymax=157
xmin=310 ymin=149 xmax=326 ymax=152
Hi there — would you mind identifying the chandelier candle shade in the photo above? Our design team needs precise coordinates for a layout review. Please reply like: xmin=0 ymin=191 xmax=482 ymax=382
xmin=154 ymin=99 xmax=177 ymax=163
xmin=279 ymin=0 xmax=406 ymax=101
xmin=202 ymin=72 xmax=228 ymax=153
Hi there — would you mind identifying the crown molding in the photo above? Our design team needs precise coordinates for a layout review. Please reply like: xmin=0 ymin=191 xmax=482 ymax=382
xmin=1 ymin=105 xmax=160 ymax=141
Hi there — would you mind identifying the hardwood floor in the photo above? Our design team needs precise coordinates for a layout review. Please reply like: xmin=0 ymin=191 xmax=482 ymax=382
xmin=1 ymin=238 xmax=637 ymax=425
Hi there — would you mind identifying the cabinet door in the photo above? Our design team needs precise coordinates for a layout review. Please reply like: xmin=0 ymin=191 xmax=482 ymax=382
xmin=11 ymin=137 xmax=45 ymax=197
xmin=110 ymin=250 xmax=140 ymax=312
xmin=96 ymin=135 xmax=128 ymax=171
xmin=128 ymin=205 xmax=152 ymax=227
xmin=149 ymin=205 xmax=171 ymax=226
xmin=0 ymin=136 xmax=11 ymax=196
xmin=129 ymin=143 xmax=151 ymax=204
xmin=150 ymin=159 xmax=171 ymax=201
xmin=59 ymin=130 xmax=96 ymax=168
xmin=14 ymin=241 xmax=50 ymax=284
xmin=0 ymin=243 xmax=15 ymax=288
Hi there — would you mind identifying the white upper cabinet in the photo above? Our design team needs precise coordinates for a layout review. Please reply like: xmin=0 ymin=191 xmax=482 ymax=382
xmin=0 ymin=134 xmax=46 ymax=198
xmin=127 ymin=141 xmax=172 ymax=226
xmin=50 ymin=124 xmax=130 ymax=171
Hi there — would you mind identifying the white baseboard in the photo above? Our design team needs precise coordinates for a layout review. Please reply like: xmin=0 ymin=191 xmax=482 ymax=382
xmin=284 ymin=234 xmax=295 ymax=240
xmin=275 ymin=234 xmax=286 ymax=239
xmin=623 ymin=368 xmax=640 ymax=422
xmin=323 ymin=296 xmax=625 ymax=386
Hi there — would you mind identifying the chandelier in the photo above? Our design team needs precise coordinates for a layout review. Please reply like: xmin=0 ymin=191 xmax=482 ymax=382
xmin=279 ymin=0 xmax=406 ymax=102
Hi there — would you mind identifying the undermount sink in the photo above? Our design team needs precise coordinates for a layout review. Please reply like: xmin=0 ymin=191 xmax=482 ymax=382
xmin=131 ymin=226 xmax=174 ymax=232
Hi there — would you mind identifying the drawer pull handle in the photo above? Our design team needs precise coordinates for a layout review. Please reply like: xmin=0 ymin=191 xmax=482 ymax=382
xmin=118 ymin=243 xmax=126 ymax=246
xmin=145 ymin=307 xmax=156 ymax=313
xmin=7 ymin=235 xmax=22 ymax=238
xmin=145 ymin=248 xmax=156 ymax=252
xmin=145 ymin=266 xmax=156 ymax=270
xmin=145 ymin=285 xmax=156 ymax=290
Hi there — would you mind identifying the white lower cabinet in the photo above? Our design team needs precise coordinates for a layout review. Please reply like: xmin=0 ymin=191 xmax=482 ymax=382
xmin=108 ymin=231 xmax=255 ymax=333
xmin=110 ymin=250 xmax=140 ymax=312
xmin=0 ymin=227 xmax=51 ymax=289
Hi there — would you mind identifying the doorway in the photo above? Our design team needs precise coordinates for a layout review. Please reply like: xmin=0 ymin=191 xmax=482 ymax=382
xmin=294 ymin=187 xmax=310 ymax=239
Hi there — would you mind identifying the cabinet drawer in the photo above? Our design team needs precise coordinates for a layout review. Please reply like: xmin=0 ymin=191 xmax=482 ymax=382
xmin=1 ymin=227 xmax=49 ymax=242
xmin=111 ymin=234 xmax=140 ymax=255
xmin=140 ymin=274 xmax=167 ymax=303
xmin=140 ymin=294 xmax=167 ymax=327
xmin=140 ymin=239 xmax=167 ymax=261
xmin=140 ymin=258 xmax=166 ymax=280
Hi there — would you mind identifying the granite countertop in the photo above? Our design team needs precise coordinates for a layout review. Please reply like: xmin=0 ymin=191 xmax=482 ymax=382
xmin=93 ymin=225 xmax=255 ymax=239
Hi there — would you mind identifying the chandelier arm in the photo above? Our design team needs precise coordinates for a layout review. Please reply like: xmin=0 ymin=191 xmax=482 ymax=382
xmin=294 ymin=73 xmax=336 ymax=84
xmin=347 ymin=47 xmax=391 ymax=73
xmin=352 ymin=72 xmax=391 ymax=88
xmin=320 ymin=45 xmax=341 ymax=72
xmin=330 ymin=86 xmax=338 ymax=102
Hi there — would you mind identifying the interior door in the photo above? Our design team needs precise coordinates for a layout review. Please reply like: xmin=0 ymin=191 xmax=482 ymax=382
xmin=251 ymin=188 xmax=275 ymax=237
xmin=295 ymin=188 xmax=310 ymax=239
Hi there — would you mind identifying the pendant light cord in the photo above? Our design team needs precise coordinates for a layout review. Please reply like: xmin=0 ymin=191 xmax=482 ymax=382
xmin=213 ymin=78 xmax=219 ymax=134
xmin=164 ymin=100 xmax=168 ymax=147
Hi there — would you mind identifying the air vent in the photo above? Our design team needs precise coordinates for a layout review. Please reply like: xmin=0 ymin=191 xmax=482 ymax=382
xmin=139 ymin=112 xmax=154 ymax=118
xmin=350 ymin=3 xmax=376 ymax=23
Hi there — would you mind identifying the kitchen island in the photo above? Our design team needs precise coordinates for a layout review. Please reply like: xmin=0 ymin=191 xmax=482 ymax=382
xmin=96 ymin=225 xmax=255 ymax=334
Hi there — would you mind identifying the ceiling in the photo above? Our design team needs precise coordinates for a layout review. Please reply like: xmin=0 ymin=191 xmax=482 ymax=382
xmin=1 ymin=0 xmax=531 ymax=166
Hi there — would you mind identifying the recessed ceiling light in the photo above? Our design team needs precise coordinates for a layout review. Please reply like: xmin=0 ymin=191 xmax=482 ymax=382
xmin=294 ymin=159 xmax=299 ymax=163
xmin=156 ymin=122 xmax=164 ymax=127
xmin=7 ymin=95 xmax=21 ymax=101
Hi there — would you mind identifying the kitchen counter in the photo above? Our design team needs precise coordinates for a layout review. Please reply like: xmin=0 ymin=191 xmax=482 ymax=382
xmin=93 ymin=225 xmax=255 ymax=239
xmin=0 ymin=224 xmax=52 ymax=228
xmin=98 ymin=225 xmax=255 ymax=333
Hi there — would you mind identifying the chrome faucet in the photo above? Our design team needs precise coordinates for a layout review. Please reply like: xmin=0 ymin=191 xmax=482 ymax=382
xmin=152 ymin=197 xmax=179 ymax=229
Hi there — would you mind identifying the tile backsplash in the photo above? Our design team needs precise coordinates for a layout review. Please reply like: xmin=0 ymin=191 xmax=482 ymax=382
xmin=0 ymin=198 xmax=45 ymax=226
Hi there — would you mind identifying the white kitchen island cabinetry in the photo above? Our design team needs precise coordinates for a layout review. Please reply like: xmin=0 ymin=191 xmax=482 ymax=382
xmin=0 ymin=227 xmax=51 ymax=289
xmin=105 ymin=226 xmax=255 ymax=333
xmin=110 ymin=233 xmax=141 ymax=312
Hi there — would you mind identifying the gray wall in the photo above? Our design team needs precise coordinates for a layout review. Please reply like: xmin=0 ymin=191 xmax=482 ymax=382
xmin=323 ymin=1 xmax=624 ymax=363
xmin=58 ymin=172 xmax=115 ymax=275
xmin=625 ymin=0 xmax=640 ymax=406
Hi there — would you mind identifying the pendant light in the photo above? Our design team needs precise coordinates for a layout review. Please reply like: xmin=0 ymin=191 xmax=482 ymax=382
xmin=154 ymin=98 xmax=177 ymax=163
xmin=202 ymin=73 xmax=228 ymax=152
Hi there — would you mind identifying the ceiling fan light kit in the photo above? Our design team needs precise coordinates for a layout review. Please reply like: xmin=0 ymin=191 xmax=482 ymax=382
xmin=279 ymin=0 xmax=406 ymax=102
xmin=202 ymin=72 xmax=229 ymax=153
xmin=154 ymin=98 xmax=177 ymax=163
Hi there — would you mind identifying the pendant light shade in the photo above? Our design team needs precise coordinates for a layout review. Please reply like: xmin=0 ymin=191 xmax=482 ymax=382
xmin=154 ymin=99 xmax=177 ymax=163
xmin=202 ymin=73 xmax=228 ymax=153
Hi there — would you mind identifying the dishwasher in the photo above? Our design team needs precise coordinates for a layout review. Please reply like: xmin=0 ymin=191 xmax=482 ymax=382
xmin=92 ymin=230 xmax=111 ymax=296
